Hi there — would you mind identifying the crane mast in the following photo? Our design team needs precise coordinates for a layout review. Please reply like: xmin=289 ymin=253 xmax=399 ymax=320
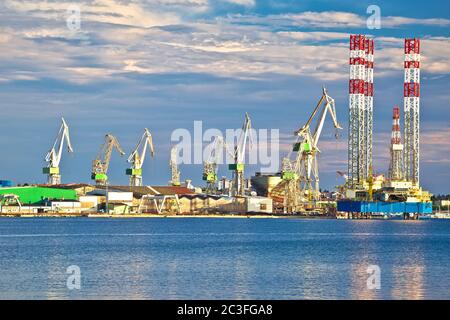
xmin=277 ymin=88 xmax=341 ymax=212
xmin=229 ymin=113 xmax=253 ymax=196
xmin=170 ymin=146 xmax=180 ymax=186
xmin=295 ymin=87 xmax=341 ymax=201
xmin=203 ymin=136 xmax=233 ymax=194
xmin=43 ymin=117 xmax=73 ymax=185
xmin=91 ymin=134 xmax=125 ymax=185
xmin=126 ymin=128 xmax=154 ymax=186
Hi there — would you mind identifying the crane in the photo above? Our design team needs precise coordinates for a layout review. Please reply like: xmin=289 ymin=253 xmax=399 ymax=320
xmin=229 ymin=113 xmax=253 ymax=196
xmin=43 ymin=117 xmax=73 ymax=185
xmin=203 ymin=136 xmax=233 ymax=194
xmin=126 ymin=128 xmax=154 ymax=186
xmin=169 ymin=146 xmax=180 ymax=186
xmin=292 ymin=87 xmax=341 ymax=202
xmin=273 ymin=88 xmax=341 ymax=213
xmin=91 ymin=134 xmax=125 ymax=185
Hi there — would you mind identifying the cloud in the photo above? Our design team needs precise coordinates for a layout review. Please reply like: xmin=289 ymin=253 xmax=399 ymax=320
xmin=223 ymin=11 xmax=450 ymax=29
xmin=224 ymin=0 xmax=255 ymax=7
xmin=5 ymin=0 xmax=182 ymax=27
xmin=2 ymin=2 xmax=450 ymax=86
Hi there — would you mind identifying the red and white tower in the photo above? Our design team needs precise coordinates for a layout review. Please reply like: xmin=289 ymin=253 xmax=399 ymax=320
xmin=403 ymin=38 xmax=420 ymax=186
xmin=365 ymin=38 xmax=374 ymax=179
xmin=348 ymin=34 xmax=366 ymax=188
xmin=389 ymin=106 xmax=403 ymax=180
xmin=348 ymin=35 xmax=373 ymax=190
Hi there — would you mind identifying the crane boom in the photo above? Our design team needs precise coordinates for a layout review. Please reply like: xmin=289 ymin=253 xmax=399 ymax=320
xmin=274 ymin=87 xmax=341 ymax=213
xmin=203 ymin=136 xmax=234 ymax=194
xmin=295 ymin=87 xmax=342 ymax=201
xmin=43 ymin=117 xmax=73 ymax=185
xmin=91 ymin=134 xmax=125 ymax=185
xmin=126 ymin=128 xmax=155 ymax=186
xmin=229 ymin=113 xmax=253 ymax=196
xmin=313 ymin=88 xmax=341 ymax=146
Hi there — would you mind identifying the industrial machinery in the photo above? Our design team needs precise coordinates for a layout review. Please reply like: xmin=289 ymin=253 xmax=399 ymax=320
xmin=272 ymin=88 xmax=341 ymax=213
xmin=403 ymin=38 xmax=421 ymax=187
xmin=43 ymin=118 xmax=73 ymax=185
xmin=169 ymin=146 xmax=180 ymax=186
xmin=389 ymin=106 xmax=404 ymax=181
xmin=126 ymin=128 xmax=154 ymax=186
xmin=203 ymin=136 xmax=233 ymax=194
xmin=91 ymin=134 xmax=125 ymax=185
xmin=337 ymin=36 xmax=431 ymax=219
xmin=347 ymin=34 xmax=374 ymax=191
xmin=229 ymin=113 xmax=253 ymax=196
xmin=0 ymin=194 xmax=22 ymax=212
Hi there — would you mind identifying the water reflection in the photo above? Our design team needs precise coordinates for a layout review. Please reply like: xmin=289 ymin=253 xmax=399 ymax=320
xmin=391 ymin=254 xmax=425 ymax=299
xmin=232 ymin=249 xmax=251 ymax=299
xmin=0 ymin=218 xmax=447 ymax=299
xmin=349 ymin=263 xmax=381 ymax=300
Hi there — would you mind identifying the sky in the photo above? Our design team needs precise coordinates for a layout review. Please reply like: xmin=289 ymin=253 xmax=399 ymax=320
xmin=0 ymin=0 xmax=449 ymax=194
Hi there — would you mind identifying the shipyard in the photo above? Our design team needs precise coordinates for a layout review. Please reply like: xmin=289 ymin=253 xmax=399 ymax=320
xmin=0 ymin=35 xmax=444 ymax=220
xmin=1 ymin=0 xmax=450 ymax=304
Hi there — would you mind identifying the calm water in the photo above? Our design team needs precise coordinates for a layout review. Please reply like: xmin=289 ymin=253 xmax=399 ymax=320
xmin=0 ymin=217 xmax=449 ymax=300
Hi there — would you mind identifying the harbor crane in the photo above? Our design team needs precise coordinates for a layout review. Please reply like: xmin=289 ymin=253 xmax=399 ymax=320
xmin=229 ymin=113 xmax=253 ymax=196
xmin=203 ymin=136 xmax=233 ymax=194
xmin=43 ymin=117 xmax=73 ymax=185
xmin=170 ymin=146 xmax=181 ymax=186
xmin=91 ymin=134 xmax=125 ymax=185
xmin=273 ymin=88 xmax=341 ymax=212
xmin=126 ymin=128 xmax=154 ymax=187
xmin=293 ymin=87 xmax=341 ymax=202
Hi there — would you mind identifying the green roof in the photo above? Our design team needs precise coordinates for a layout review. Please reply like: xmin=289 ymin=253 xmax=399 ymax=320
xmin=0 ymin=186 xmax=78 ymax=205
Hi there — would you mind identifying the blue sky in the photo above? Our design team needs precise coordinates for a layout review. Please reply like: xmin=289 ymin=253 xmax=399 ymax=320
xmin=1 ymin=0 xmax=449 ymax=193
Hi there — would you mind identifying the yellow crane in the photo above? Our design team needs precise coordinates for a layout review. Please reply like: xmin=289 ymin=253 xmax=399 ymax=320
xmin=274 ymin=88 xmax=341 ymax=213
xmin=91 ymin=134 xmax=125 ymax=185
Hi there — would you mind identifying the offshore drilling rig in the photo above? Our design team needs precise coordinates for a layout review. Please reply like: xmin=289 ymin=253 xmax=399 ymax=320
xmin=338 ymin=35 xmax=431 ymax=218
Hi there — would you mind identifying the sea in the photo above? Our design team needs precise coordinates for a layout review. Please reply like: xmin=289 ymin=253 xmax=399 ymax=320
xmin=0 ymin=217 xmax=449 ymax=299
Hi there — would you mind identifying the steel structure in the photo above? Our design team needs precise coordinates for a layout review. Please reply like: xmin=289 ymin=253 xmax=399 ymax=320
xmin=43 ymin=118 xmax=73 ymax=185
xmin=348 ymin=35 xmax=374 ymax=189
xmin=203 ymin=136 xmax=233 ymax=194
xmin=229 ymin=113 xmax=253 ymax=196
xmin=91 ymin=134 xmax=125 ymax=185
xmin=294 ymin=88 xmax=341 ymax=202
xmin=365 ymin=38 xmax=374 ymax=180
xmin=403 ymin=38 xmax=421 ymax=186
xmin=389 ymin=106 xmax=404 ymax=180
xmin=126 ymin=128 xmax=154 ymax=187
xmin=272 ymin=88 xmax=341 ymax=213
xmin=170 ymin=146 xmax=181 ymax=186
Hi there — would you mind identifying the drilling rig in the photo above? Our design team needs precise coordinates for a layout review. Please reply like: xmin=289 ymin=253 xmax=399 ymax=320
xmin=43 ymin=118 xmax=73 ymax=185
xmin=272 ymin=88 xmax=341 ymax=213
xmin=228 ymin=113 xmax=253 ymax=196
xmin=169 ymin=146 xmax=181 ymax=186
xmin=389 ymin=106 xmax=403 ymax=181
xmin=91 ymin=134 xmax=125 ymax=185
xmin=126 ymin=128 xmax=154 ymax=187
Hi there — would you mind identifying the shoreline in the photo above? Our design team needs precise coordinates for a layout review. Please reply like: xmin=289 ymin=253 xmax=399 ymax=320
xmin=0 ymin=213 xmax=336 ymax=219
